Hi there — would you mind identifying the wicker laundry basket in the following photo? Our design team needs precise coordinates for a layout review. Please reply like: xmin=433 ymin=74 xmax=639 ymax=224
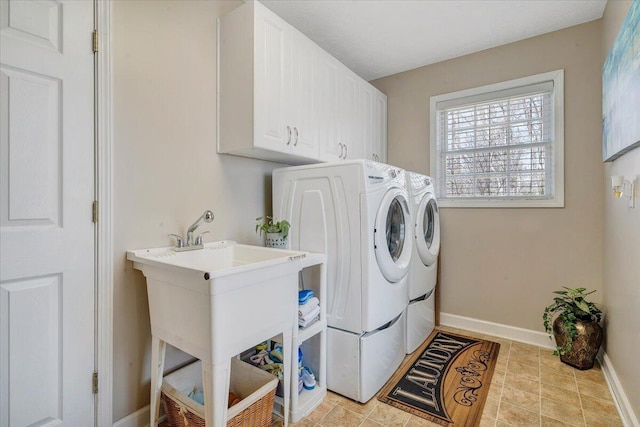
xmin=161 ymin=358 xmax=278 ymax=427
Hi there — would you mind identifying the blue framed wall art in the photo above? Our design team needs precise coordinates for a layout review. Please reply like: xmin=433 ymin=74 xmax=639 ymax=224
xmin=602 ymin=0 xmax=640 ymax=161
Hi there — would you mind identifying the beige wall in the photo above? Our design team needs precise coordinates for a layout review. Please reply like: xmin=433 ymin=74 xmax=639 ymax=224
xmin=112 ymin=1 xmax=283 ymax=420
xmin=601 ymin=1 xmax=640 ymax=422
xmin=373 ymin=21 xmax=604 ymax=333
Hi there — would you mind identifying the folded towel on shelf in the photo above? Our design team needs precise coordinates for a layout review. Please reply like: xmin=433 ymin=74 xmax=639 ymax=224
xmin=298 ymin=297 xmax=319 ymax=317
xmin=299 ymin=305 xmax=320 ymax=324
xmin=298 ymin=289 xmax=314 ymax=305
xmin=299 ymin=315 xmax=320 ymax=329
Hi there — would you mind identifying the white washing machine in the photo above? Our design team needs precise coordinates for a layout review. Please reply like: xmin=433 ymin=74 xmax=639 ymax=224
xmin=405 ymin=172 xmax=440 ymax=354
xmin=273 ymin=160 xmax=411 ymax=402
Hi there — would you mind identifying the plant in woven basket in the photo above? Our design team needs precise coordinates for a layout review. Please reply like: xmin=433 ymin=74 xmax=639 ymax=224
xmin=542 ymin=287 xmax=603 ymax=369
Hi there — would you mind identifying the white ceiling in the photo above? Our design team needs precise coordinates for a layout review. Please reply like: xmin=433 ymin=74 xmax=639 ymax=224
xmin=261 ymin=0 xmax=607 ymax=81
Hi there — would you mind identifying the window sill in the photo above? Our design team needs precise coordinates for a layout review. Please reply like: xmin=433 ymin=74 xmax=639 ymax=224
xmin=438 ymin=198 xmax=564 ymax=208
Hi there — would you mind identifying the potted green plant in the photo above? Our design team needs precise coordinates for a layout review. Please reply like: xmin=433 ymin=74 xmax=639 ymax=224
xmin=255 ymin=216 xmax=291 ymax=248
xmin=543 ymin=287 xmax=603 ymax=370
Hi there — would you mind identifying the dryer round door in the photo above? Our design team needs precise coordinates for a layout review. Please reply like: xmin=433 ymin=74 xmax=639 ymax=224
xmin=374 ymin=188 xmax=412 ymax=282
xmin=415 ymin=192 xmax=440 ymax=266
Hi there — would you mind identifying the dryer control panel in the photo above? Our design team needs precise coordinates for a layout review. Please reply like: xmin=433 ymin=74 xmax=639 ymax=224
xmin=366 ymin=161 xmax=405 ymax=188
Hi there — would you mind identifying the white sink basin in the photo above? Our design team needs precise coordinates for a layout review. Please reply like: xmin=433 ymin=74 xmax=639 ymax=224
xmin=127 ymin=240 xmax=308 ymax=279
xmin=126 ymin=240 xmax=316 ymax=362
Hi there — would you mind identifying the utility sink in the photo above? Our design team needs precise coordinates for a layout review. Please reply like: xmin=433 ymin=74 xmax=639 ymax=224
xmin=127 ymin=240 xmax=326 ymax=427
xmin=126 ymin=239 xmax=319 ymax=348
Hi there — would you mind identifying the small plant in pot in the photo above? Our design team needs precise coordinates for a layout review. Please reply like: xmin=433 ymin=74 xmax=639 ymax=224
xmin=543 ymin=287 xmax=603 ymax=370
xmin=255 ymin=216 xmax=290 ymax=249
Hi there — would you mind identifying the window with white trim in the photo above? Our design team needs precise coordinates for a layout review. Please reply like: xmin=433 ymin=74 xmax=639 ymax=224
xmin=430 ymin=70 xmax=564 ymax=208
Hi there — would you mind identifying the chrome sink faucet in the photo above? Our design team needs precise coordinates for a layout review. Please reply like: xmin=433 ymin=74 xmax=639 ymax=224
xmin=169 ymin=210 xmax=214 ymax=251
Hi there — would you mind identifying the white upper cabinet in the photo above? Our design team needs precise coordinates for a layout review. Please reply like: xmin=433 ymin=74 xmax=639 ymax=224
xmin=218 ymin=1 xmax=385 ymax=165
xmin=253 ymin=5 xmax=289 ymax=152
xmin=359 ymin=81 xmax=388 ymax=163
xmin=372 ymin=90 xmax=387 ymax=163
xmin=318 ymin=52 xmax=362 ymax=161
xmin=337 ymin=67 xmax=361 ymax=160
xmin=317 ymin=51 xmax=340 ymax=161
xmin=360 ymin=82 xmax=375 ymax=161
xmin=219 ymin=1 xmax=318 ymax=164
xmin=288 ymin=28 xmax=319 ymax=159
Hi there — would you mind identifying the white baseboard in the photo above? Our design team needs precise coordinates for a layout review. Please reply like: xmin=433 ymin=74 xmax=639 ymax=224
xmin=113 ymin=405 xmax=165 ymax=427
xmin=113 ymin=405 xmax=149 ymax=427
xmin=439 ymin=312 xmax=555 ymax=349
xmin=600 ymin=352 xmax=639 ymax=427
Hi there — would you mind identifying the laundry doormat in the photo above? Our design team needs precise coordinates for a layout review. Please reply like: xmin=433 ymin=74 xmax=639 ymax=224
xmin=378 ymin=330 xmax=500 ymax=426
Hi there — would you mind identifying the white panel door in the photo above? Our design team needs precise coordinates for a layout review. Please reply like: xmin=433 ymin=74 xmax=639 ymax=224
xmin=0 ymin=1 xmax=95 ymax=425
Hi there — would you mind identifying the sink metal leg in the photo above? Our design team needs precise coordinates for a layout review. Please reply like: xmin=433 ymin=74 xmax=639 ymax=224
xmin=202 ymin=361 xmax=231 ymax=427
xmin=150 ymin=337 xmax=166 ymax=427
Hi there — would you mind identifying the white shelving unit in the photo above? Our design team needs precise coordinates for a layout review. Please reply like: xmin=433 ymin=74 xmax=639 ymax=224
xmin=274 ymin=262 xmax=327 ymax=423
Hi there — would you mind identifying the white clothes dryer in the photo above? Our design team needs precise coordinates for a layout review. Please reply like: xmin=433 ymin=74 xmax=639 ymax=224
xmin=405 ymin=172 xmax=440 ymax=353
xmin=273 ymin=160 xmax=411 ymax=402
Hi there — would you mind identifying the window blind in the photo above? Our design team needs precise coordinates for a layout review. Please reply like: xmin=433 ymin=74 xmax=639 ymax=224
xmin=435 ymin=82 xmax=555 ymax=201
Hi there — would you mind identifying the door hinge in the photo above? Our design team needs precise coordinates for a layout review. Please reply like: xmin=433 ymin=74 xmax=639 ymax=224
xmin=92 ymin=371 xmax=98 ymax=394
xmin=92 ymin=29 xmax=99 ymax=53
xmin=92 ymin=201 xmax=99 ymax=223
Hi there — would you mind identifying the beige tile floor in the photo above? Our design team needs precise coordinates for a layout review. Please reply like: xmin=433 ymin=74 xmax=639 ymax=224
xmin=161 ymin=326 xmax=623 ymax=427
xmin=276 ymin=326 xmax=623 ymax=427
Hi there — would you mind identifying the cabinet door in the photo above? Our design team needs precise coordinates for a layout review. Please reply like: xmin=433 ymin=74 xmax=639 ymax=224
xmin=360 ymin=83 xmax=376 ymax=161
xmin=373 ymin=91 xmax=387 ymax=163
xmin=254 ymin=6 xmax=290 ymax=152
xmin=289 ymin=29 xmax=319 ymax=159
xmin=318 ymin=51 xmax=341 ymax=161
xmin=337 ymin=68 xmax=359 ymax=160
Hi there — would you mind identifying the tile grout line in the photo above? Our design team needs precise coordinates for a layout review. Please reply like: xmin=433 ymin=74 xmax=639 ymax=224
xmin=537 ymin=348 xmax=544 ymax=426
xmin=574 ymin=369 xmax=587 ymax=427
xmin=494 ymin=337 xmax=510 ymax=427
xmin=363 ymin=400 xmax=379 ymax=426
xmin=330 ymin=404 xmax=365 ymax=427
xmin=400 ymin=401 xmax=411 ymax=427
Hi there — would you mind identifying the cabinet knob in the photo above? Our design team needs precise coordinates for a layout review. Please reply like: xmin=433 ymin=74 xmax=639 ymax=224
xmin=339 ymin=142 xmax=344 ymax=159
xmin=344 ymin=144 xmax=348 ymax=159
xmin=286 ymin=126 xmax=292 ymax=145
xmin=293 ymin=127 xmax=299 ymax=146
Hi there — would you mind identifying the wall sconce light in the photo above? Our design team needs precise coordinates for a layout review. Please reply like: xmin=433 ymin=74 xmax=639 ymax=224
xmin=611 ymin=175 xmax=635 ymax=208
